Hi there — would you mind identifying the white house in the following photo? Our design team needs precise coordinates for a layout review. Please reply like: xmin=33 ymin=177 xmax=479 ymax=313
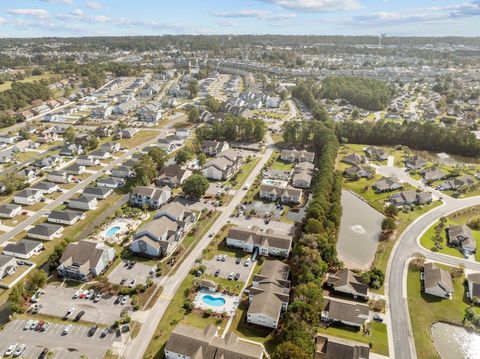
xmin=13 ymin=189 xmax=43 ymax=206
xmin=47 ymin=171 xmax=73 ymax=184
xmin=3 ymin=239 xmax=43 ymax=260
xmin=0 ymin=204 xmax=22 ymax=219
xmin=68 ymin=195 xmax=98 ymax=211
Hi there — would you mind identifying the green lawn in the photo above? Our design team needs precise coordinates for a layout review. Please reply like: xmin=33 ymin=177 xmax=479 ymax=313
xmin=270 ymin=158 xmax=294 ymax=171
xmin=407 ymin=263 xmax=479 ymax=359
xmin=228 ymin=157 xmax=261 ymax=190
xmin=419 ymin=209 xmax=480 ymax=262
xmin=0 ymin=73 xmax=56 ymax=92
xmin=15 ymin=151 xmax=42 ymax=163
xmin=317 ymin=321 xmax=389 ymax=356
xmin=118 ymin=130 xmax=159 ymax=149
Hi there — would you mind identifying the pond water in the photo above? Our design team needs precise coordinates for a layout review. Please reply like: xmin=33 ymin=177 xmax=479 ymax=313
xmin=337 ymin=190 xmax=384 ymax=269
xmin=431 ymin=322 xmax=480 ymax=359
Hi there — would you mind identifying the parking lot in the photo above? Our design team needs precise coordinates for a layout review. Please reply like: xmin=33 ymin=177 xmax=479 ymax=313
xmin=229 ymin=216 xmax=295 ymax=235
xmin=0 ymin=319 xmax=120 ymax=359
xmin=108 ymin=260 xmax=158 ymax=286
xmin=203 ymin=254 xmax=254 ymax=282
xmin=37 ymin=284 xmax=127 ymax=325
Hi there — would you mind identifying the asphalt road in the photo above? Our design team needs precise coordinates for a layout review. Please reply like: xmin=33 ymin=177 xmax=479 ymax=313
xmin=387 ymin=189 xmax=480 ymax=359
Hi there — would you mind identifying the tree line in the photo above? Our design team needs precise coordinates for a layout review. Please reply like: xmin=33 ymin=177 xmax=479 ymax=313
xmin=274 ymin=122 xmax=342 ymax=359
xmin=291 ymin=81 xmax=329 ymax=121
xmin=195 ymin=114 xmax=266 ymax=143
xmin=0 ymin=80 xmax=52 ymax=112
xmin=336 ymin=120 xmax=480 ymax=158
xmin=319 ymin=76 xmax=395 ymax=111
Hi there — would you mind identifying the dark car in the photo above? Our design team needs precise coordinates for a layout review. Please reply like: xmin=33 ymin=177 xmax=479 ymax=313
xmin=214 ymin=269 xmax=220 ymax=277
xmin=234 ymin=273 xmax=240 ymax=281
xmin=120 ymin=278 xmax=127 ymax=285
xmin=114 ymin=295 xmax=123 ymax=304
xmin=74 ymin=310 xmax=85 ymax=322
xmin=100 ymin=327 xmax=110 ymax=338
xmin=373 ymin=314 xmax=384 ymax=323
xmin=88 ymin=325 xmax=98 ymax=337
xmin=38 ymin=348 xmax=49 ymax=359
xmin=235 ymin=258 xmax=241 ymax=265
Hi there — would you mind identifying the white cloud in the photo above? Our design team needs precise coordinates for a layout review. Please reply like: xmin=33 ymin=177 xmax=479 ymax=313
xmin=38 ymin=0 xmax=75 ymax=4
xmin=59 ymin=8 xmax=109 ymax=22
xmin=259 ymin=0 xmax=361 ymax=12
xmin=0 ymin=17 xmax=6 ymax=25
xmin=6 ymin=9 xmax=49 ymax=19
xmin=212 ymin=9 xmax=296 ymax=23
xmin=85 ymin=1 xmax=103 ymax=10
xmin=214 ymin=19 xmax=237 ymax=27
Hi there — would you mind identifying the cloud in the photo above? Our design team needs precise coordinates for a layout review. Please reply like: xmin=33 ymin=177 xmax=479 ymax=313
xmin=212 ymin=9 xmax=296 ymax=23
xmin=38 ymin=0 xmax=75 ymax=4
xmin=6 ymin=9 xmax=50 ymax=19
xmin=214 ymin=19 xmax=237 ymax=27
xmin=58 ymin=8 xmax=109 ymax=22
xmin=258 ymin=0 xmax=361 ymax=12
xmin=85 ymin=1 xmax=103 ymax=10
xmin=0 ymin=17 xmax=6 ymax=25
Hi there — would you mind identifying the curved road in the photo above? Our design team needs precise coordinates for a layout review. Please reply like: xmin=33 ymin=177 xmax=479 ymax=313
xmin=387 ymin=195 xmax=480 ymax=359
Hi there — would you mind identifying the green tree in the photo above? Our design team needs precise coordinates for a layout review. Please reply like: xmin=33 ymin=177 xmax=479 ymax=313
xmin=181 ymin=174 xmax=209 ymax=198
xmin=87 ymin=135 xmax=98 ymax=151
xmin=204 ymin=95 xmax=221 ymax=112
xmin=63 ymin=86 xmax=72 ymax=97
xmin=148 ymin=147 xmax=167 ymax=170
xmin=25 ymin=269 xmax=47 ymax=294
xmin=381 ymin=217 xmax=397 ymax=231
xmin=188 ymin=107 xmax=200 ymax=124
xmin=175 ymin=148 xmax=193 ymax=165
xmin=197 ymin=153 xmax=207 ymax=166
xmin=19 ymin=128 xmax=31 ymax=140
xmin=188 ymin=80 xmax=199 ymax=99
xmin=280 ymin=89 xmax=289 ymax=101
xmin=133 ymin=155 xmax=157 ymax=186
xmin=385 ymin=204 xmax=399 ymax=217
xmin=273 ymin=341 xmax=311 ymax=359
xmin=63 ymin=126 xmax=76 ymax=143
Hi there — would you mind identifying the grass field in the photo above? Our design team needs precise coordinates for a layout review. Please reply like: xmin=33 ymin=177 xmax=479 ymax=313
xmin=407 ymin=263 xmax=480 ymax=359
xmin=0 ymin=73 xmax=55 ymax=92
xmin=118 ymin=130 xmax=159 ymax=149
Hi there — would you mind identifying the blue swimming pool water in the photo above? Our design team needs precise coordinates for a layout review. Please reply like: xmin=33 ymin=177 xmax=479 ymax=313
xmin=202 ymin=295 xmax=226 ymax=307
xmin=105 ymin=226 xmax=121 ymax=237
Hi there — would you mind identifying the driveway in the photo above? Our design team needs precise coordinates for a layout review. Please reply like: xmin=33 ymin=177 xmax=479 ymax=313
xmin=37 ymin=284 xmax=127 ymax=325
xmin=0 ymin=319 xmax=120 ymax=359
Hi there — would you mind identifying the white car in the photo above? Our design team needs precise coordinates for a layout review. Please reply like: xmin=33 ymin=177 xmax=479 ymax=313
xmin=85 ymin=289 xmax=94 ymax=299
xmin=12 ymin=344 xmax=26 ymax=358
xmin=128 ymin=280 xmax=136 ymax=288
xmin=72 ymin=289 xmax=82 ymax=299
xmin=64 ymin=307 xmax=75 ymax=319
xmin=93 ymin=293 xmax=102 ymax=302
xmin=121 ymin=295 xmax=129 ymax=305
xmin=244 ymin=259 xmax=251 ymax=267
xmin=30 ymin=320 xmax=38 ymax=330
xmin=23 ymin=320 xmax=33 ymax=330
xmin=228 ymin=272 xmax=235 ymax=280
xmin=5 ymin=344 xmax=17 ymax=356
xmin=63 ymin=325 xmax=72 ymax=335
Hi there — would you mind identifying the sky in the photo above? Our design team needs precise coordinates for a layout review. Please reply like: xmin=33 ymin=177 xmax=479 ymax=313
xmin=0 ymin=0 xmax=479 ymax=38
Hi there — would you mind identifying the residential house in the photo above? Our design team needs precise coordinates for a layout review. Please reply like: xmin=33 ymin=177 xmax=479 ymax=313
xmin=33 ymin=155 xmax=63 ymax=170
xmin=65 ymin=164 xmax=86 ymax=176
xmin=259 ymin=181 xmax=303 ymax=204
xmin=467 ymin=273 xmax=480 ymax=302
xmin=202 ymin=150 xmax=244 ymax=181
xmin=100 ymin=142 xmax=120 ymax=153
xmin=326 ymin=269 xmax=369 ymax=299
xmin=291 ymin=162 xmax=314 ymax=189
xmin=47 ymin=170 xmax=73 ymax=184
xmin=390 ymin=190 xmax=432 ymax=206
xmin=47 ymin=210 xmax=86 ymax=226
xmin=373 ymin=177 xmax=403 ymax=193
xmin=280 ymin=149 xmax=315 ymax=163
xmin=0 ymin=255 xmax=17 ymax=279
xmin=164 ymin=325 xmax=263 ymax=359
xmin=423 ymin=262 xmax=454 ymax=299
xmin=13 ymin=189 xmax=43 ymax=205
xmin=118 ymin=128 xmax=139 ymax=139
xmin=447 ymin=224 xmax=477 ymax=254
xmin=226 ymin=226 xmax=292 ymax=258
xmin=0 ymin=204 xmax=22 ymax=219
xmin=321 ymin=298 xmax=369 ymax=328
xmin=30 ymin=181 xmax=60 ymax=195
xmin=423 ymin=167 xmax=447 ymax=183
xmin=37 ymin=128 xmax=59 ymax=144
xmin=247 ymin=260 xmax=290 ymax=329
xmin=27 ymin=223 xmax=63 ymax=241
xmin=438 ymin=175 xmax=476 ymax=191
xmin=57 ymin=240 xmax=115 ymax=281
xmin=130 ymin=202 xmax=195 ymax=257
xmin=175 ymin=128 xmax=190 ymax=138
xmin=341 ymin=153 xmax=366 ymax=166
xmin=89 ymin=150 xmax=111 ymax=160
xmin=96 ymin=177 xmax=125 ymax=189
xmin=59 ymin=144 xmax=83 ymax=157
xmin=111 ymin=166 xmax=134 ymax=179
xmin=137 ymin=104 xmax=162 ymax=123
xmin=315 ymin=334 xmax=370 ymax=359
xmin=365 ymin=146 xmax=388 ymax=161
xmin=68 ymin=195 xmax=98 ymax=211
xmin=343 ymin=165 xmax=373 ymax=179
xmin=82 ymin=186 xmax=113 ymax=200
xmin=201 ymin=140 xmax=229 ymax=156
xmin=0 ymin=135 xmax=16 ymax=145
xmin=405 ymin=155 xmax=427 ymax=170
xmin=155 ymin=164 xmax=192 ymax=187
xmin=76 ymin=155 xmax=100 ymax=167
xmin=3 ymin=239 xmax=43 ymax=260
xmin=129 ymin=186 xmax=172 ymax=209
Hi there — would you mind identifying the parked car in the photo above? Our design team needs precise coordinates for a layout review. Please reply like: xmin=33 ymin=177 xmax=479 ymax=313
xmin=85 ymin=289 xmax=94 ymax=299
xmin=216 ymin=255 xmax=222 ymax=261
xmin=40 ymin=322 xmax=50 ymax=332
xmin=63 ymin=307 xmax=75 ymax=320
xmin=93 ymin=293 xmax=102 ymax=302
xmin=228 ymin=272 xmax=235 ymax=280
xmin=79 ymin=289 xmax=89 ymax=299
xmin=221 ymin=255 xmax=227 ymax=262
xmin=149 ymin=266 xmax=157 ymax=275
xmin=373 ymin=314 xmax=384 ymax=323
xmin=235 ymin=258 xmax=241 ymax=265
xmin=30 ymin=320 xmax=38 ymax=330
xmin=5 ymin=344 xmax=17 ymax=356
xmin=39 ymin=348 xmax=49 ymax=359
xmin=214 ymin=269 xmax=220 ymax=277
xmin=31 ymin=290 xmax=45 ymax=303
xmin=23 ymin=320 xmax=33 ymax=330
xmin=244 ymin=259 xmax=251 ymax=267
xmin=31 ymin=304 xmax=42 ymax=314
xmin=129 ymin=279 xmax=136 ymax=288
xmin=121 ymin=295 xmax=129 ymax=305
xmin=72 ymin=289 xmax=82 ymax=299
xmin=100 ymin=327 xmax=110 ymax=338
xmin=35 ymin=320 xmax=45 ymax=331
xmin=88 ymin=325 xmax=98 ymax=337
xmin=120 ymin=278 xmax=127 ymax=285
xmin=62 ymin=325 xmax=72 ymax=335
xmin=234 ymin=273 xmax=240 ymax=281
xmin=115 ymin=295 xmax=123 ymax=304
xmin=74 ymin=310 xmax=85 ymax=322
xmin=12 ymin=344 xmax=26 ymax=357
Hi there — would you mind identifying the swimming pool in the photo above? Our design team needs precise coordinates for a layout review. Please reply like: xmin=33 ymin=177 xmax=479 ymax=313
xmin=105 ymin=226 xmax=121 ymax=238
xmin=202 ymin=295 xmax=226 ymax=307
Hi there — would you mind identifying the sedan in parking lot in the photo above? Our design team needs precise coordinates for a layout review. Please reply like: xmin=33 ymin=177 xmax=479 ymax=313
xmin=72 ymin=289 xmax=82 ymax=299
xmin=214 ymin=269 xmax=220 ymax=277
xmin=39 ymin=348 xmax=49 ymax=359
xmin=62 ymin=325 xmax=72 ymax=335
xmin=30 ymin=320 xmax=38 ymax=330
xmin=100 ymin=327 xmax=110 ymax=338
xmin=74 ymin=310 xmax=85 ymax=322
xmin=121 ymin=295 xmax=129 ymax=305
xmin=87 ymin=325 xmax=98 ymax=337
xmin=129 ymin=279 xmax=136 ymax=288
xmin=115 ymin=295 xmax=123 ymax=304
xmin=235 ymin=258 xmax=241 ymax=265
xmin=12 ymin=344 xmax=26 ymax=358
xmin=228 ymin=272 xmax=235 ymax=280
xmin=35 ymin=320 xmax=45 ymax=331
xmin=63 ymin=307 xmax=75 ymax=320
xmin=5 ymin=344 xmax=17 ymax=356
xmin=93 ymin=292 xmax=102 ymax=302
xmin=23 ymin=320 xmax=33 ymax=330
xmin=234 ymin=273 xmax=240 ymax=281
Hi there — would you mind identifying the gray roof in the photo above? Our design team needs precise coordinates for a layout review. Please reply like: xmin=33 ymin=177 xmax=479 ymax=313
xmin=228 ymin=226 xmax=292 ymax=251
xmin=315 ymin=334 xmax=370 ymax=359
xmin=30 ymin=181 xmax=58 ymax=191
xmin=48 ymin=210 xmax=83 ymax=222
xmin=0 ymin=254 xmax=16 ymax=267
xmin=82 ymin=187 xmax=112 ymax=196
xmin=327 ymin=269 xmax=369 ymax=297
xmin=15 ymin=188 xmax=41 ymax=198
xmin=0 ymin=204 xmax=21 ymax=215
xmin=323 ymin=298 xmax=369 ymax=326
xmin=424 ymin=262 xmax=454 ymax=294
xmin=27 ymin=223 xmax=63 ymax=237
xmin=3 ymin=239 xmax=42 ymax=255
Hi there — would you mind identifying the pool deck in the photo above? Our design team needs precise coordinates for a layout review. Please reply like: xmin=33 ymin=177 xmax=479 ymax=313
xmin=193 ymin=289 xmax=239 ymax=316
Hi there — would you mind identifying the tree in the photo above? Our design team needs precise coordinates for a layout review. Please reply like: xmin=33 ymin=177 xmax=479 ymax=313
xmin=204 ymin=95 xmax=221 ymax=112
xmin=63 ymin=126 xmax=76 ymax=143
xmin=280 ymin=89 xmax=289 ymax=101
xmin=197 ymin=153 xmax=207 ymax=166
xmin=273 ymin=341 xmax=311 ymax=359
xmin=49 ymin=241 xmax=67 ymax=268
xmin=87 ymin=135 xmax=98 ymax=151
xmin=175 ymin=148 xmax=193 ymax=165
xmin=25 ymin=269 xmax=47 ymax=294
xmin=351 ymin=108 xmax=360 ymax=119
xmin=19 ymin=128 xmax=31 ymax=140
xmin=181 ymin=174 xmax=209 ymax=198
xmin=133 ymin=155 xmax=157 ymax=186
xmin=64 ymin=86 xmax=72 ymax=97
xmin=148 ymin=147 xmax=167 ymax=170
xmin=381 ymin=217 xmax=397 ymax=231
xmin=385 ymin=204 xmax=399 ymax=217
xmin=188 ymin=80 xmax=199 ymax=99
xmin=188 ymin=107 xmax=200 ymax=123
xmin=31 ymin=67 xmax=44 ymax=76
